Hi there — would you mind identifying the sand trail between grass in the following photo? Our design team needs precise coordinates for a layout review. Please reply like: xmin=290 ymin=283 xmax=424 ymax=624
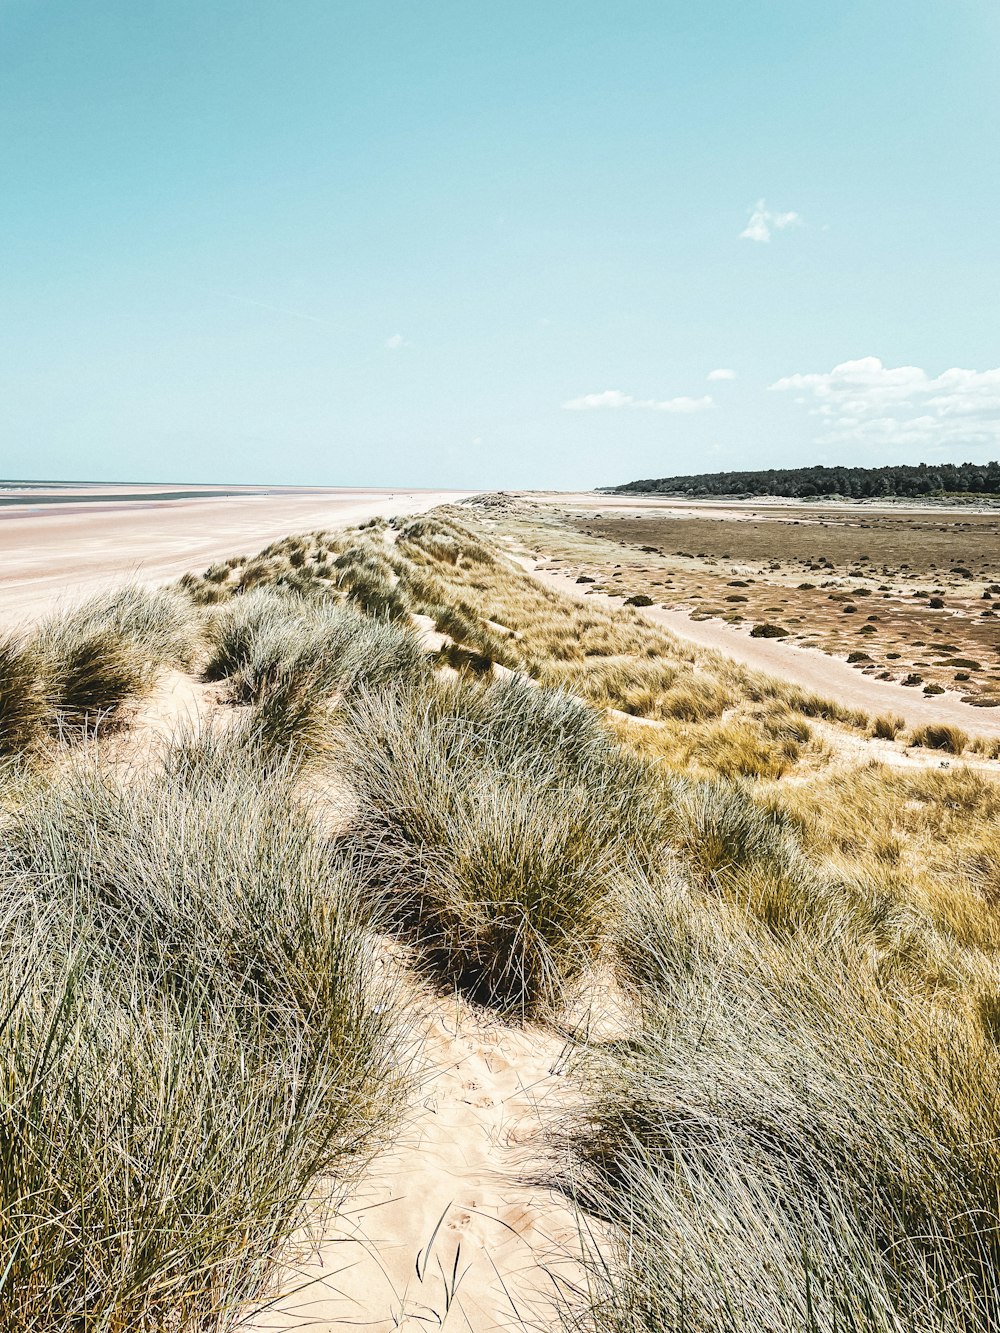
xmin=246 ymin=996 xmax=589 ymax=1332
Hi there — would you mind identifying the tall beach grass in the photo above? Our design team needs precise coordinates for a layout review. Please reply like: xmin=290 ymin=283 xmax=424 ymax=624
xmin=0 ymin=733 xmax=401 ymax=1329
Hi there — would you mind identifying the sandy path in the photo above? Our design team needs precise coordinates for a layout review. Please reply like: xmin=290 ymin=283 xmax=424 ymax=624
xmin=521 ymin=560 xmax=1000 ymax=741
xmin=110 ymin=674 xmax=592 ymax=1332
xmin=0 ymin=488 xmax=473 ymax=629
xmin=95 ymin=671 xmax=590 ymax=1331
xmin=524 ymin=491 xmax=1000 ymax=519
xmin=248 ymin=997 xmax=586 ymax=1333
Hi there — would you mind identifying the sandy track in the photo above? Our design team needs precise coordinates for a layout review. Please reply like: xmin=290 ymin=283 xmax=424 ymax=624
xmin=525 ymin=491 xmax=1000 ymax=519
xmin=524 ymin=561 xmax=1000 ymax=741
xmin=0 ymin=487 xmax=473 ymax=629
xmin=247 ymin=996 xmax=586 ymax=1333
xmin=115 ymin=671 xmax=591 ymax=1333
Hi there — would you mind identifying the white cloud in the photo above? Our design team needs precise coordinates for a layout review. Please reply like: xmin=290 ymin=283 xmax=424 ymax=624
xmin=562 ymin=389 xmax=713 ymax=413
xmin=770 ymin=356 xmax=1000 ymax=450
xmin=563 ymin=389 xmax=633 ymax=410
xmin=384 ymin=333 xmax=405 ymax=351
xmin=707 ymin=368 xmax=736 ymax=381
xmin=740 ymin=199 xmax=803 ymax=243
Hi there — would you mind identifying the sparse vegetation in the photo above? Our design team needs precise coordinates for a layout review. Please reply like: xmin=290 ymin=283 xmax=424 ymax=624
xmin=515 ymin=494 xmax=1000 ymax=703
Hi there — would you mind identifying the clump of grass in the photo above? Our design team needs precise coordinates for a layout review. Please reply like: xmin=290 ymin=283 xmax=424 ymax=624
xmin=33 ymin=586 xmax=198 ymax=735
xmin=43 ymin=627 xmax=144 ymax=732
xmin=433 ymin=641 xmax=495 ymax=675
xmin=63 ymin=584 xmax=198 ymax=667
xmin=656 ymin=776 xmax=801 ymax=889
xmin=0 ymin=635 xmax=48 ymax=755
xmin=204 ymin=586 xmax=297 ymax=680
xmin=656 ymin=674 xmax=733 ymax=722
xmin=540 ymin=658 xmax=680 ymax=719
xmin=334 ymin=545 xmax=409 ymax=620
xmin=0 ymin=737 xmax=400 ymax=1327
xmin=568 ymin=884 xmax=1000 ymax=1333
xmin=687 ymin=718 xmax=801 ymax=780
xmin=208 ymin=590 xmax=428 ymax=758
xmin=340 ymin=674 xmax=653 ymax=1017
xmin=871 ymin=712 xmax=905 ymax=740
xmin=910 ymin=723 xmax=969 ymax=754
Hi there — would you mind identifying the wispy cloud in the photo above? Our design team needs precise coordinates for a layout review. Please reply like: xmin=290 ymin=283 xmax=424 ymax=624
xmin=384 ymin=333 xmax=406 ymax=351
xmin=562 ymin=389 xmax=713 ymax=413
xmin=740 ymin=199 xmax=803 ymax=243
xmin=224 ymin=293 xmax=330 ymax=325
xmin=770 ymin=356 xmax=1000 ymax=449
xmin=707 ymin=368 xmax=736 ymax=381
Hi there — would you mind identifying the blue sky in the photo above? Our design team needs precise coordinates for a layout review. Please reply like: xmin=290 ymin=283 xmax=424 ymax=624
xmin=2 ymin=1 xmax=999 ymax=488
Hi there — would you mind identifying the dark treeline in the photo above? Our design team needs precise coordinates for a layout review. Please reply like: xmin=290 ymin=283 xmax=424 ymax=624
xmin=608 ymin=460 xmax=1000 ymax=499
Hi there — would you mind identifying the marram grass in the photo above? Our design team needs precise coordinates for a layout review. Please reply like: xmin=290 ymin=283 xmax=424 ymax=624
xmin=0 ymin=734 xmax=403 ymax=1330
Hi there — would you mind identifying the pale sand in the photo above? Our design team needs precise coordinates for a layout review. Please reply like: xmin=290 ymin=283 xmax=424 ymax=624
xmin=521 ymin=560 xmax=1000 ymax=741
xmin=246 ymin=996 xmax=590 ymax=1333
xmin=525 ymin=490 xmax=1000 ymax=518
xmin=0 ymin=487 xmax=473 ymax=629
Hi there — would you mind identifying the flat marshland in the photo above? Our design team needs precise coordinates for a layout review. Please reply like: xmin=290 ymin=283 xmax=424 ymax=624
xmin=3 ymin=494 xmax=1000 ymax=1332
xmin=523 ymin=494 xmax=1000 ymax=708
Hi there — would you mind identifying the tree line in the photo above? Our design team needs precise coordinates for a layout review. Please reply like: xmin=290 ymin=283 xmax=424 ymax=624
xmin=607 ymin=461 xmax=1000 ymax=499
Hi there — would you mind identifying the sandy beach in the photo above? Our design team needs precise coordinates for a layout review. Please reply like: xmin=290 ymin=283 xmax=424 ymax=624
xmin=0 ymin=485 xmax=474 ymax=628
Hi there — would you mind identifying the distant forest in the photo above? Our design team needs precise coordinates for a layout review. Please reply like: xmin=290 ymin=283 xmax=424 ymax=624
xmin=608 ymin=461 xmax=1000 ymax=499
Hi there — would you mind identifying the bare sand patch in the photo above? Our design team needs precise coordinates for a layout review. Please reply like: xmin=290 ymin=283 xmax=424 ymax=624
xmin=246 ymin=994 xmax=589 ymax=1333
